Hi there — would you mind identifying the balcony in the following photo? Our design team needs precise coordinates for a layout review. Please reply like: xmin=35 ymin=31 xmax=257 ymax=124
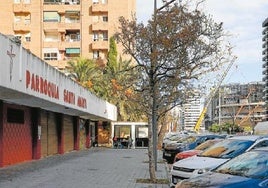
xmin=13 ymin=3 xmax=31 ymax=13
xmin=43 ymin=22 xmax=59 ymax=31
xmin=46 ymin=60 xmax=68 ymax=69
xmin=92 ymin=22 xmax=108 ymax=31
xmin=13 ymin=23 xmax=30 ymax=32
xmin=92 ymin=3 xmax=108 ymax=12
xmin=57 ymin=22 xmax=81 ymax=32
xmin=43 ymin=41 xmax=59 ymax=48
xmin=59 ymin=41 xmax=80 ymax=51
xmin=44 ymin=0 xmax=80 ymax=5
xmin=43 ymin=3 xmax=80 ymax=13
xmin=92 ymin=40 xmax=108 ymax=50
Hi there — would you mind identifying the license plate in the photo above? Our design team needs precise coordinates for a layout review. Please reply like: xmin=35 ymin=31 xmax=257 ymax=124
xmin=164 ymin=153 xmax=171 ymax=157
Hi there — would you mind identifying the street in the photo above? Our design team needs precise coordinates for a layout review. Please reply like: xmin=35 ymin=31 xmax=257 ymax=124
xmin=0 ymin=148 xmax=169 ymax=188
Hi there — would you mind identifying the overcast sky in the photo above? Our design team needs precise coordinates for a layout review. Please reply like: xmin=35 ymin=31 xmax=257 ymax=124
xmin=136 ymin=0 xmax=268 ymax=84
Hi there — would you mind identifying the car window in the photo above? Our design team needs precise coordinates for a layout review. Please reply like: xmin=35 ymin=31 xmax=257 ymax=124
xmin=252 ymin=140 xmax=268 ymax=149
xmin=215 ymin=150 xmax=268 ymax=179
xmin=195 ymin=139 xmax=222 ymax=150
xmin=199 ymin=139 xmax=254 ymax=159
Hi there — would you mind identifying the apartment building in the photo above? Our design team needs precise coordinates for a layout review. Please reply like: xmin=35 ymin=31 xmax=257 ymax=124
xmin=207 ymin=82 xmax=265 ymax=129
xmin=263 ymin=18 xmax=268 ymax=121
xmin=0 ymin=0 xmax=136 ymax=70
xmin=181 ymin=94 xmax=203 ymax=131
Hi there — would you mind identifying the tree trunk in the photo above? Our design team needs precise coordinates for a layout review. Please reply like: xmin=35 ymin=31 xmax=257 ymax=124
xmin=148 ymin=116 xmax=157 ymax=182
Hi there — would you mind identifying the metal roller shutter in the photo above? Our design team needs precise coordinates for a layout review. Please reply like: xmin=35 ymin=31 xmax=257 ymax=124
xmin=64 ymin=115 xmax=74 ymax=152
xmin=41 ymin=111 xmax=58 ymax=157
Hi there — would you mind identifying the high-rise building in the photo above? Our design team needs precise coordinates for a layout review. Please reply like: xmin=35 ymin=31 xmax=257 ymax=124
xmin=181 ymin=94 xmax=202 ymax=131
xmin=0 ymin=0 xmax=136 ymax=70
xmin=262 ymin=18 xmax=268 ymax=121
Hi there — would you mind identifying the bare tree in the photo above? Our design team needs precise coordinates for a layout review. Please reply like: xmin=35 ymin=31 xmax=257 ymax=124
xmin=115 ymin=0 xmax=235 ymax=182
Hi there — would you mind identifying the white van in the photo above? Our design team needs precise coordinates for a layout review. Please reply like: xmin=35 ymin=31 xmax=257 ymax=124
xmin=254 ymin=121 xmax=268 ymax=135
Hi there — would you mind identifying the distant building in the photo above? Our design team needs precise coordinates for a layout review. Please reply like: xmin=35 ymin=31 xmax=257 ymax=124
xmin=181 ymin=93 xmax=203 ymax=131
xmin=0 ymin=0 xmax=136 ymax=70
xmin=262 ymin=18 xmax=268 ymax=121
xmin=207 ymin=82 xmax=265 ymax=130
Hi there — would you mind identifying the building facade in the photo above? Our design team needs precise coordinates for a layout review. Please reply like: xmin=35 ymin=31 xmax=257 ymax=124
xmin=207 ymin=82 xmax=265 ymax=130
xmin=0 ymin=0 xmax=136 ymax=70
xmin=262 ymin=18 xmax=268 ymax=121
xmin=181 ymin=94 xmax=202 ymax=131
xmin=0 ymin=33 xmax=117 ymax=167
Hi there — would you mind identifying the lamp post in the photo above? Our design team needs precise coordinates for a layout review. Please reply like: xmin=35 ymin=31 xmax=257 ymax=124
xmin=152 ymin=0 xmax=177 ymax=172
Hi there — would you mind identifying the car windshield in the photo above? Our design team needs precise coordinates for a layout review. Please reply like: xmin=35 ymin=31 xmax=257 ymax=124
xmin=215 ymin=150 xmax=268 ymax=179
xmin=198 ymin=139 xmax=254 ymax=159
xmin=179 ymin=136 xmax=197 ymax=144
xmin=195 ymin=139 xmax=222 ymax=150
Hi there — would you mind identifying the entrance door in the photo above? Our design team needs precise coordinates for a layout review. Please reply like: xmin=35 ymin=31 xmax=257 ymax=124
xmin=41 ymin=111 xmax=58 ymax=157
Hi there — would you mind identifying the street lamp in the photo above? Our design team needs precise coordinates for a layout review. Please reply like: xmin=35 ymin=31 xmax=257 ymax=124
xmin=152 ymin=0 xmax=177 ymax=171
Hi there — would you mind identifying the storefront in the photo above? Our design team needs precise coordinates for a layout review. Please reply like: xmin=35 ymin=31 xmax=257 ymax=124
xmin=0 ymin=33 xmax=117 ymax=167
xmin=111 ymin=122 xmax=148 ymax=148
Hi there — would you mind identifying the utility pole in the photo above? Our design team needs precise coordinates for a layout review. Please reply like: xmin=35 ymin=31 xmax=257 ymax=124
xmin=152 ymin=0 xmax=177 ymax=172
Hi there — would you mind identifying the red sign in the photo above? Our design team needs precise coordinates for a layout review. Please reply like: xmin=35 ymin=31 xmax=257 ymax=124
xmin=26 ymin=70 xmax=87 ymax=109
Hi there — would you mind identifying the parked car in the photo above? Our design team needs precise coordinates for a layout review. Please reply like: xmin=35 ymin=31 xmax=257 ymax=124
xmin=163 ymin=134 xmax=225 ymax=164
xmin=162 ymin=133 xmax=187 ymax=149
xmin=170 ymin=135 xmax=268 ymax=188
xmin=173 ymin=139 xmax=223 ymax=162
xmin=175 ymin=147 xmax=268 ymax=188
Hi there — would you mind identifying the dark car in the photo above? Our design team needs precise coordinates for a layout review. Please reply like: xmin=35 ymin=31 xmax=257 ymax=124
xmin=175 ymin=147 xmax=268 ymax=188
xmin=163 ymin=134 xmax=225 ymax=163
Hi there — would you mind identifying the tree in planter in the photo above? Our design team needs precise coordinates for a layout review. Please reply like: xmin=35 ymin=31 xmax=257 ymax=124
xmin=115 ymin=0 xmax=235 ymax=182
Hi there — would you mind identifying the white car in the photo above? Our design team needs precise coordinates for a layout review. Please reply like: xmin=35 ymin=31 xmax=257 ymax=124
xmin=170 ymin=135 xmax=268 ymax=188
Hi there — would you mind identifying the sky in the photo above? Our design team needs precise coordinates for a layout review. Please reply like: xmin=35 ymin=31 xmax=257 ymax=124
xmin=136 ymin=0 xmax=268 ymax=84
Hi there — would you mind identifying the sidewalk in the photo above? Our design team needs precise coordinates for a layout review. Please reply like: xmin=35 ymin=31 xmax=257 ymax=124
xmin=0 ymin=148 xmax=170 ymax=188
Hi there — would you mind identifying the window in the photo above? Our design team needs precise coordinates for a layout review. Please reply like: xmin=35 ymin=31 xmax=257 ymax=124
xmin=14 ymin=35 xmax=22 ymax=42
xmin=114 ymin=125 xmax=131 ymax=139
xmin=252 ymin=140 xmax=268 ymax=149
xmin=103 ymin=16 xmax=108 ymax=22
xmin=14 ymin=0 xmax=21 ymax=3
xmin=25 ymin=14 xmax=31 ymax=24
xmin=101 ymin=0 xmax=107 ymax=4
xmin=103 ymin=31 xmax=108 ymax=41
xmin=44 ymin=52 xmax=58 ymax=60
xmin=7 ymin=108 xmax=24 ymax=124
xmin=14 ymin=16 xmax=21 ymax=23
xmin=93 ymin=51 xmax=99 ymax=59
xmin=23 ymin=0 xmax=30 ymax=4
xmin=25 ymin=36 xmax=31 ymax=42
xmin=43 ymin=11 xmax=60 ymax=22
xmin=44 ymin=32 xmax=58 ymax=42
xmin=25 ymin=33 xmax=31 ymax=42
xmin=65 ymin=11 xmax=80 ymax=23
xmin=93 ymin=32 xmax=98 ymax=41
xmin=92 ymin=0 xmax=98 ymax=4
